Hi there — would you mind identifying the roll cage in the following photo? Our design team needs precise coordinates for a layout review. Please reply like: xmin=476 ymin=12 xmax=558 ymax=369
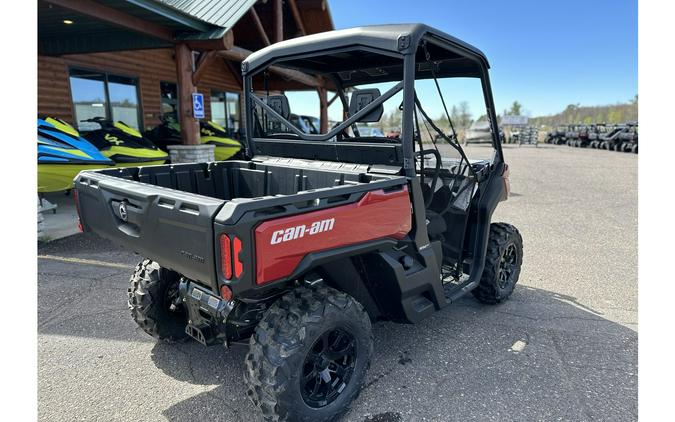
xmin=241 ymin=24 xmax=504 ymax=177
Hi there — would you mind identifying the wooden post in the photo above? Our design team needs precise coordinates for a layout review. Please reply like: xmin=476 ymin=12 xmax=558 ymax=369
xmin=192 ymin=50 xmax=215 ymax=86
xmin=287 ymin=0 xmax=306 ymax=36
xmin=318 ymin=87 xmax=328 ymax=133
xmin=273 ymin=0 xmax=283 ymax=43
xmin=249 ymin=7 xmax=270 ymax=46
xmin=175 ymin=43 xmax=200 ymax=145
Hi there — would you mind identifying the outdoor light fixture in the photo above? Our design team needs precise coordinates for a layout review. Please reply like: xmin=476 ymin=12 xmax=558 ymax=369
xmin=63 ymin=19 xmax=74 ymax=25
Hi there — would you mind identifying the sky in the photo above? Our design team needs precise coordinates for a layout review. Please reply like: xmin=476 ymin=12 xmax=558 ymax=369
xmin=286 ymin=0 xmax=637 ymax=121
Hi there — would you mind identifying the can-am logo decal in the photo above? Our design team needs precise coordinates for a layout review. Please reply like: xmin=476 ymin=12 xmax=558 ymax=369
xmin=270 ymin=218 xmax=335 ymax=245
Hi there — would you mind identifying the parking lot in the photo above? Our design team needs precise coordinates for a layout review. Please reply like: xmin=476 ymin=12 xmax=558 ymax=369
xmin=38 ymin=144 xmax=637 ymax=422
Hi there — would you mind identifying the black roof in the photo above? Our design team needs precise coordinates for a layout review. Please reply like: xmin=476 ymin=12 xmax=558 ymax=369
xmin=243 ymin=24 xmax=490 ymax=86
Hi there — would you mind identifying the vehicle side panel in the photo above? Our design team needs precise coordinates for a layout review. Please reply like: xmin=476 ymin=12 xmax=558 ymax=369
xmin=253 ymin=187 xmax=412 ymax=284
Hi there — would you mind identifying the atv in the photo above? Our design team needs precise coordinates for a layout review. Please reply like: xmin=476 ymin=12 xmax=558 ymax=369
xmin=74 ymin=24 xmax=523 ymax=422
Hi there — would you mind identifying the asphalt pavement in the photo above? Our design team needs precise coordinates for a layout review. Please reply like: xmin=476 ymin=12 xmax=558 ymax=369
xmin=38 ymin=144 xmax=638 ymax=422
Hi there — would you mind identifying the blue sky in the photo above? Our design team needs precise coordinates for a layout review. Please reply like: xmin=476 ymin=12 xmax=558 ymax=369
xmin=287 ymin=0 xmax=637 ymax=120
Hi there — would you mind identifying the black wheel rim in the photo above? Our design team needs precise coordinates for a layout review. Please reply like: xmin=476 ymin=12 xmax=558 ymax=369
xmin=301 ymin=328 xmax=357 ymax=408
xmin=498 ymin=243 xmax=518 ymax=289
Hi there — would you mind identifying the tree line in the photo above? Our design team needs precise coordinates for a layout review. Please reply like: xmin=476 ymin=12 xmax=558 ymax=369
xmin=375 ymin=96 xmax=638 ymax=133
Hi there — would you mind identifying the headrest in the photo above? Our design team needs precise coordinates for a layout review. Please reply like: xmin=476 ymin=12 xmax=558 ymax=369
xmin=266 ymin=95 xmax=290 ymax=120
xmin=349 ymin=89 xmax=384 ymax=123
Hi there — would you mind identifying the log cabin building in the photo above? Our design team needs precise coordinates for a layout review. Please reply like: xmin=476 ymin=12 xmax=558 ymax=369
xmin=38 ymin=0 xmax=334 ymax=148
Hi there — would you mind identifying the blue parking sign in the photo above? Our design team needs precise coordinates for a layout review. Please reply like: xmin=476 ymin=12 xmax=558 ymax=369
xmin=192 ymin=93 xmax=205 ymax=119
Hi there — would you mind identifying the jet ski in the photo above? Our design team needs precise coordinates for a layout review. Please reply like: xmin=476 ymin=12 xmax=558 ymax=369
xmin=38 ymin=117 xmax=114 ymax=193
xmin=145 ymin=117 xmax=242 ymax=161
xmin=144 ymin=116 xmax=182 ymax=152
xmin=82 ymin=117 xmax=168 ymax=167
xmin=199 ymin=121 xmax=243 ymax=161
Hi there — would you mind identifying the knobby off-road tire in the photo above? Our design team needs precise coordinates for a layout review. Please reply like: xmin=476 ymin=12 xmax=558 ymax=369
xmin=245 ymin=286 xmax=373 ymax=422
xmin=128 ymin=259 xmax=190 ymax=342
xmin=472 ymin=223 xmax=524 ymax=304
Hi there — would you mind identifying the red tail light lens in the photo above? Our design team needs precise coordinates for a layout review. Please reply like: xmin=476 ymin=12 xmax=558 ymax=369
xmin=220 ymin=285 xmax=232 ymax=301
xmin=220 ymin=234 xmax=232 ymax=279
xmin=233 ymin=237 xmax=243 ymax=278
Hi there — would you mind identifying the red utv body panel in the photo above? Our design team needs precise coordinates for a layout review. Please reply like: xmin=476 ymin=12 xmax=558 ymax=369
xmin=254 ymin=187 xmax=412 ymax=284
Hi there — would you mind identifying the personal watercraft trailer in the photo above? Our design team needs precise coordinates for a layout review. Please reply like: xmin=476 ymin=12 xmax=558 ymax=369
xmin=37 ymin=117 xmax=113 ymax=193
xmin=74 ymin=24 xmax=522 ymax=422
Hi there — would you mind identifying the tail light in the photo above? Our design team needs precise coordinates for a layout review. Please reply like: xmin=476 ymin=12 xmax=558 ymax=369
xmin=220 ymin=234 xmax=232 ymax=279
xmin=233 ymin=237 xmax=243 ymax=278
xmin=220 ymin=234 xmax=244 ymax=279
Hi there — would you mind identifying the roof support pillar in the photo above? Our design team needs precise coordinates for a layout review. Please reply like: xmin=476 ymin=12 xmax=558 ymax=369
xmin=249 ymin=7 xmax=270 ymax=46
xmin=318 ymin=86 xmax=328 ymax=133
xmin=287 ymin=0 xmax=306 ymax=36
xmin=273 ymin=0 xmax=283 ymax=43
xmin=192 ymin=50 xmax=216 ymax=85
xmin=175 ymin=42 xmax=200 ymax=145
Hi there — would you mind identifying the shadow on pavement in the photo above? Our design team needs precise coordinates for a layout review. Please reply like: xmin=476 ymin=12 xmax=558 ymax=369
xmin=37 ymin=233 xmax=636 ymax=421
xmin=140 ymin=286 xmax=637 ymax=422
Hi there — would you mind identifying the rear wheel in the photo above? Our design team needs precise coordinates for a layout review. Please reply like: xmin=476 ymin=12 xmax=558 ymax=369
xmin=128 ymin=259 xmax=189 ymax=342
xmin=632 ymin=144 xmax=638 ymax=154
xmin=472 ymin=223 xmax=523 ymax=304
xmin=245 ymin=286 xmax=373 ymax=422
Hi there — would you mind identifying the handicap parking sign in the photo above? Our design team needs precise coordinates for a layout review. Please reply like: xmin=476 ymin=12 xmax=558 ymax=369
xmin=192 ymin=93 xmax=205 ymax=119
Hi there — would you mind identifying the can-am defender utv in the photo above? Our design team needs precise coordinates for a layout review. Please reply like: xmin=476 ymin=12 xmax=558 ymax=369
xmin=74 ymin=24 xmax=523 ymax=422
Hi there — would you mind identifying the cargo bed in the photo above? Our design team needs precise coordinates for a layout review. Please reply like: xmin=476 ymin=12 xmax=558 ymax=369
xmin=74 ymin=158 xmax=407 ymax=290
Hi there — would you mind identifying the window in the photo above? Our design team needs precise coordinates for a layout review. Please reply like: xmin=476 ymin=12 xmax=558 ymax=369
xmin=211 ymin=90 xmax=241 ymax=137
xmin=69 ymin=69 xmax=141 ymax=131
xmin=160 ymin=81 xmax=178 ymax=123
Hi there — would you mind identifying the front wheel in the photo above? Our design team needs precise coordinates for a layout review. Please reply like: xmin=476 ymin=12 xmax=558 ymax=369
xmin=472 ymin=223 xmax=524 ymax=304
xmin=245 ymin=286 xmax=373 ymax=422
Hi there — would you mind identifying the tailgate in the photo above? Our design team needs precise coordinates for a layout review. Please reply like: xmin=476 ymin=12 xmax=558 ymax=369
xmin=75 ymin=172 xmax=225 ymax=287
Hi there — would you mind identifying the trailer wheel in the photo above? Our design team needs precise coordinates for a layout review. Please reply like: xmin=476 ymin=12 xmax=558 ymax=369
xmin=245 ymin=285 xmax=373 ymax=422
xmin=472 ymin=223 xmax=523 ymax=304
xmin=128 ymin=259 xmax=189 ymax=342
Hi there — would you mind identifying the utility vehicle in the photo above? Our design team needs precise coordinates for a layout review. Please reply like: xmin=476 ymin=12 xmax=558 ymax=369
xmin=617 ymin=122 xmax=638 ymax=153
xmin=544 ymin=125 xmax=567 ymax=145
xmin=74 ymin=24 xmax=523 ymax=422
xmin=565 ymin=124 xmax=580 ymax=146
xmin=517 ymin=126 xmax=539 ymax=147
xmin=599 ymin=124 xmax=625 ymax=150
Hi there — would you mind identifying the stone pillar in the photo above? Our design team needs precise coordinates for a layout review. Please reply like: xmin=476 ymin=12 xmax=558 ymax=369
xmin=167 ymin=144 xmax=215 ymax=163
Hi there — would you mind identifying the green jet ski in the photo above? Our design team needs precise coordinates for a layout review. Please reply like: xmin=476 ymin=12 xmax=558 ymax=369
xmin=38 ymin=116 xmax=114 ymax=193
xmin=145 ymin=117 xmax=243 ymax=161
xmin=82 ymin=117 xmax=168 ymax=167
